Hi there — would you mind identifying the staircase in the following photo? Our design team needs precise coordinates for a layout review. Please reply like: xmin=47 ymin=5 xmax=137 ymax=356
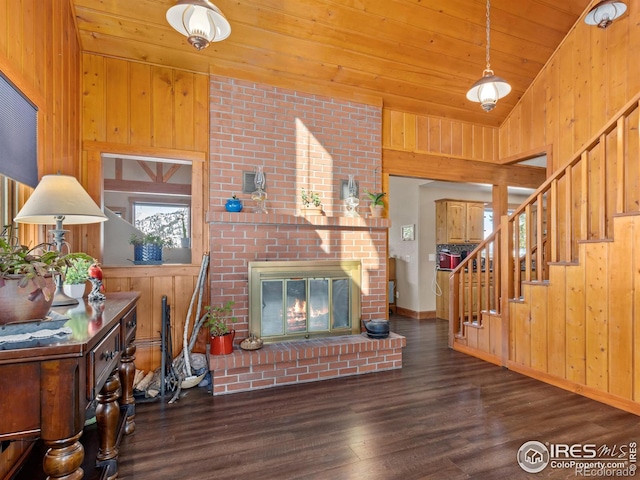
xmin=449 ymin=92 xmax=640 ymax=415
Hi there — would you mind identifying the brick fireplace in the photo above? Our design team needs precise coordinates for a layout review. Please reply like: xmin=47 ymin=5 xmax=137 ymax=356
xmin=206 ymin=76 xmax=404 ymax=394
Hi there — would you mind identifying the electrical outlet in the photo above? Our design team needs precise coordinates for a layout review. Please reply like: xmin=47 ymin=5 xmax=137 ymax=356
xmin=395 ymin=291 xmax=399 ymax=298
xmin=428 ymin=253 xmax=436 ymax=262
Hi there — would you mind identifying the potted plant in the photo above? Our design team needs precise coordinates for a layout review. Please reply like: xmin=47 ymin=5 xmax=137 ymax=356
xmin=63 ymin=255 xmax=95 ymax=299
xmin=130 ymin=233 xmax=165 ymax=264
xmin=364 ymin=189 xmax=386 ymax=217
xmin=225 ymin=193 xmax=243 ymax=213
xmin=0 ymin=235 xmax=88 ymax=324
xmin=204 ymin=300 xmax=237 ymax=355
xmin=301 ymin=188 xmax=323 ymax=216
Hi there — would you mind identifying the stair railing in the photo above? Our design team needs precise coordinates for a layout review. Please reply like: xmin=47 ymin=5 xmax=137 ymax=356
xmin=450 ymin=92 xmax=640 ymax=347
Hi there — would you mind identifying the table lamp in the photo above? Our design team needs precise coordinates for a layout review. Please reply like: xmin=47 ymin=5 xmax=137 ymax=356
xmin=14 ymin=173 xmax=107 ymax=306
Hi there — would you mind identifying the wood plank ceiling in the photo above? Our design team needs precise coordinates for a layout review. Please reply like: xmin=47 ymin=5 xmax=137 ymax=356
xmin=72 ymin=0 xmax=593 ymax=127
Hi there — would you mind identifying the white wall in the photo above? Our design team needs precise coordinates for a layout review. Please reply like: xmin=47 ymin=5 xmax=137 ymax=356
xmin=389 ymin=177 xmax=530 ymax=315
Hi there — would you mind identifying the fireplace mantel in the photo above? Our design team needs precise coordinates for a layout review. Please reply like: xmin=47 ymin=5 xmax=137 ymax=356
xmin=207 ymin=211 xmax=391 ymax=230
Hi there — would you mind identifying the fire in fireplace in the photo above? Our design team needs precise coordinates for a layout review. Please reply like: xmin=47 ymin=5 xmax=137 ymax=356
xmin=248 ymin=260 xmax=361 ymax=342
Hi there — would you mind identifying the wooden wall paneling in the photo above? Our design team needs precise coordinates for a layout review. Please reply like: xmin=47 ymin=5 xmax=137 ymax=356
xmin=461 ymin=123 xmax=473 ymax=159
xmin=608 ymin=217 xmax=633 ymax=400
xmin=401 ymin=113 xmax=415 ymax=151
xmin=478 ymin=313 xmax=490 ymax=353
xmin=544 ymin=62 xmax=561 ymax=172
xmin=21 ymin=0 xmax=35 ymax=102
xmin=415 ymin=114 xmax=428 ymax=152
xmin=529 ymin=283 xmax=548 ymax=372
xmin=129 ymin=62 xmax=152 ymax=146
xmin=626 ymin=108 xmax=640 ymax=213
xmin=470 ymin=125 xmax=482 ymax=160
xmin=386 ymin=110 xmax=405 ymax=150
xmin=105 ymin=59 xmax=130 ymax=144
xmin=174 ymin=71 xmax=196 ymax=151
xmin=584 ymin=242 xmax=608 ymax=391
xmin=129 ymin=274 xmax=154 ymax=343
xmin=607 ymin=16 xmax=630 ymax=118
xmin=0 ymin=1 xmax=7 ymax=57
xmin=635 ymin=217 xmax=640 ymax=401
xmin=587 ymin=148 xmax=601 ymax=239
xmin=628 ymin=7 xmax=640 ymax=100
xmin=565 ymin=247 xmax=586 ymax=384
xmin=489 ymin=313 xmax=502 ymax=358
xmin=573 ymin=30 xmax=591 ymax=156
xmin=558 ymin=37 xmax=576 ymax=168
xmin=513 ymin=284 xmax=531 ymax=366
xmin=529 ymin=81 xmax=546 ymax=151
xmin=428 ymin=116 xmax=440 ymax=154
xmin=381 ymin=109 xmax=392 ymax=147
xmin=82 ymin=54 xmax=106 ymax=142
xmin=151 ymin=66 xmax=175 ymax=149
xmin=605 ymin=129 xmax=618 ymax=236
xmin=440 ymin=118 xmax=452 ymax=156
xmin=498 ymin=115 xmax=510 ymax=160
xmin=521 ymin=95 xmax=533 ymax=152
xmin=507 ymin=103 xmax=522 ymax=157
xmin=451 ymin=121 xmax=463 ymax=157
xmin=190 ymin=160 xmax=205 ymax=263
xmin=588 ymin=30 xmax=607 ymax=153
xmin=547 ymin=266 xmax=566 ymax=378
xmin=193 ymin=72 xmax=210 ymax=153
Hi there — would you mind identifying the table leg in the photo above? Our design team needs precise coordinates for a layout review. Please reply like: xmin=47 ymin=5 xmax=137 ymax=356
xmin=42 ymin=431 xmax=84 ymax=480
xmin=96 ymin=370 xmax=120 ymax=478
xmin=119 ymin=342 xmax=136 ymax=435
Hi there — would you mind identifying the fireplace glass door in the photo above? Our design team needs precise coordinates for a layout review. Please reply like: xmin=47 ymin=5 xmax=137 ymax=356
xmin=249 ymin=260 xmax=361 ymax=342
xmin=260 ymin=277 xmax=350 ymax=339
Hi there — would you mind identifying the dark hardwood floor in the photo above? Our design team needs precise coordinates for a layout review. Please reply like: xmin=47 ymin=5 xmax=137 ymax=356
xmin=118 ymin=316 xmax=640 ymax=480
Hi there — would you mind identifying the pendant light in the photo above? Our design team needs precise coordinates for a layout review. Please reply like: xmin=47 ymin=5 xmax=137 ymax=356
xmin=166 ymin=0 xmax=231 ymax=51
xmin=466 ymin=0 xmax=511 ymax=112
xmin=585 ymin=1 xmax=627 ymax=29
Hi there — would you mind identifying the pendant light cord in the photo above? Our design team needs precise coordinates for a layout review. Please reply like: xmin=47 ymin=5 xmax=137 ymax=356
xmin=485 ymin=0 xmax=491 ymax=71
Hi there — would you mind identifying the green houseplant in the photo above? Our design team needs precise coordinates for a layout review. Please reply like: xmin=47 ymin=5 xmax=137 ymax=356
xmin=0 ymin=235 xmax=91 ymax=323
xmin=130 ymin=233 xmax=166 ymax=264
xmin=204 ymin=300 xmax=237 ymax=355
xmin=63 ymin=256 xmax=95 ymax=299
xmin=301 ymin=188 xmax=323 ymax=215
xmin=363 ymin=189 xmax=386 ymax=217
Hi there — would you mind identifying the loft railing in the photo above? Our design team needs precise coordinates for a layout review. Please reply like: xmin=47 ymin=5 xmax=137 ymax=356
xmin=450 ymin=91 xmax=640 ymax=345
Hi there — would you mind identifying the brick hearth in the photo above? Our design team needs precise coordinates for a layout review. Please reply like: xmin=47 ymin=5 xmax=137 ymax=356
xmin=209 ymin=332 xmax=406 ymax=395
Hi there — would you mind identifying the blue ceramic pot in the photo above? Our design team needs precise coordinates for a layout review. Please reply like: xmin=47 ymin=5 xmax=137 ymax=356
xmin=225 ymin=198 xmax=243 ymax=212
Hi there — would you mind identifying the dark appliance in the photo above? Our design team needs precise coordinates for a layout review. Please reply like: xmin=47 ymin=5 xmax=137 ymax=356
xmin=439 ymin=252 xmax=461 ymax=270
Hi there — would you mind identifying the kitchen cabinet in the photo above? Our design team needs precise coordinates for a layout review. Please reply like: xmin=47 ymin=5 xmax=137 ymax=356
xmin=436 ymin=269 xmax=450 ymax=319
xmin=435 ymin=199 xmax=485 ymax=244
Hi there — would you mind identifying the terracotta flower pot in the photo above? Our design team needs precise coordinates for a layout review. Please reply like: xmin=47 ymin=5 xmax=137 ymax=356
xmin=210 ymin=330 xmax=236 ymax=355
xmin=0 ymin=275 xmax=55 ymax=324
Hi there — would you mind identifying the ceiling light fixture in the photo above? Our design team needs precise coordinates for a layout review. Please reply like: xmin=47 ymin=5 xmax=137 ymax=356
xmin=466 ymin=0 xmax=511 ymax=112
xmin=584 ymin=1 xmax=627 ymax=29
xmin=166 ymin=0 xmax=231 ymax=51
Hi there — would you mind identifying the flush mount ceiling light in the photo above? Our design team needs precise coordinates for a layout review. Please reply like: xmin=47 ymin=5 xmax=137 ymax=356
xmin=585 ymin=1 xmax=627 ymax=29
xmin=166 ymin=0 xmax=231 ymax=51
xmin=466 ymin=0 xmax=511 ymax=112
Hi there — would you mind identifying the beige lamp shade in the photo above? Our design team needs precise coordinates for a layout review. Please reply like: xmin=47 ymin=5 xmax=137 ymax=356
xmin=14 ymin=173 xmax=107 ymax=225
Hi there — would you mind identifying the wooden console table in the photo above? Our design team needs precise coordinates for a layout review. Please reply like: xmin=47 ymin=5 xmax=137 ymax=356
xmin=0 ymin=291 xmax=140 ymax=480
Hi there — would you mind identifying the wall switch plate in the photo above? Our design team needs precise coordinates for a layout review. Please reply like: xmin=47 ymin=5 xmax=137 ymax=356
xmin=428 ymin=253 xmax=436 ymax=262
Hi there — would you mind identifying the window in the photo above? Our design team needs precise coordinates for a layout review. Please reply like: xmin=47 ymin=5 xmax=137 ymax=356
xmin=133 ymin=202 xmax=190 ymax=248
xmin=102 ymin=154 xmax=193 ymax=265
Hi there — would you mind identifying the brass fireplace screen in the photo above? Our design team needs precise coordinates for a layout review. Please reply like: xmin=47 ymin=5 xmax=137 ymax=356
xmin=248 ymin=260 xmax=362 ymax=342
